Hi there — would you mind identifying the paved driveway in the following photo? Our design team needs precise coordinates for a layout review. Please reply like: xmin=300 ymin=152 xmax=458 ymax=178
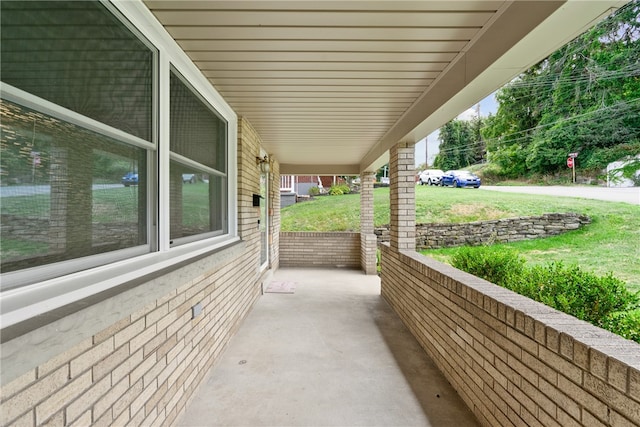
xmin=480 ymin=185 xmax=639 ymax=205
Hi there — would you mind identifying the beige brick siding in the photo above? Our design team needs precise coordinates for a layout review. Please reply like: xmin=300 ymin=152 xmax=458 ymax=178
xmin=0 ymin=117 xmax=279 ymax=427
xmin=380 ymin=244 xmax=640 ymax=427
xmin=279 ymin=232 xmax=361 ymax=269
xmin=0 ymin=249 xmax=261 ymax=427
xmin=360 ymin=171 xmax=377 ymax=275
xmin=389 ymin=142 xmax=415 ymax=252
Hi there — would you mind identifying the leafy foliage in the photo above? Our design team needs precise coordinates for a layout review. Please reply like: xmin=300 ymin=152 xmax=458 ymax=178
xmin=481 ymin=1 xmax=640 ymax=177
xmin=451 ymin=246 xmax=640 ymax=342
xmin=451 ymin=246 xmax=525 ymax=287
xmin=328 ymin=183 xmax=350 ymax=195
xmin=434 ymin=118 xmax=485 ymax=170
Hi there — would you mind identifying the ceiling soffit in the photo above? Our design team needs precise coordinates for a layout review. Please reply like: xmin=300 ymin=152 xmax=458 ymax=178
xmin=144 ymin=1 xmax=621 ymax=175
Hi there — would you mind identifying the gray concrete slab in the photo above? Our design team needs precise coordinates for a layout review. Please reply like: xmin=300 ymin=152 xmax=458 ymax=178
xmin=176 ymin=268 xmax=479 ymax=427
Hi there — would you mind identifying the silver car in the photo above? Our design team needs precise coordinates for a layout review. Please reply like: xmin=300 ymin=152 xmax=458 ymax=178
xmin=418 ymin=169 xmax=444 ymax=185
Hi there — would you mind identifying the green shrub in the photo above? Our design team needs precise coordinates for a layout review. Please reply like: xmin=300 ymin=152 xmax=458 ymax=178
xmin=521 ymin=263 xmax=638 ymax=325
xmin=451 ymin=246 xmax=525 ymax=288
xmin=600 ymin=310 xmax=640 ymax=342
xmin=451 ymin=246 xmax=640 ymax=342
xmin=328 ymin=184 xmax=350 ymax=195
xmin=309 ymin=186 xmax=320 ymax=196
xmin=475 ymin=163 xmax=506 ymax=184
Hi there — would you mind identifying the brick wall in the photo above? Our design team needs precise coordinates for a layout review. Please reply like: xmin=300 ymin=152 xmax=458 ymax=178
xmin=380 ymin=244 xmax=640 ymax=426
xmin=375 ymin=213 xmax=591 ymax=249
xmin=0 ymin=117 xmax=279 ymax=427
xmin=1 ymin=246 xmax=261 ymax=427
xmin=279 ymin=232 xmax=361 ymax=269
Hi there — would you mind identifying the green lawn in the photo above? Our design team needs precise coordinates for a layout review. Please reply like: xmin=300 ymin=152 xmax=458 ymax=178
xmin=0 ymin=183 xmax=210 ymax=259
xmin=282 ymin=186 xmax=640 ymax=292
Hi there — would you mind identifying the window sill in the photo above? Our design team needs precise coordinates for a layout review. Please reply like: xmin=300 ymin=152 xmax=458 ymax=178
xmin=1 ymin=236 xmax=243 ymax=342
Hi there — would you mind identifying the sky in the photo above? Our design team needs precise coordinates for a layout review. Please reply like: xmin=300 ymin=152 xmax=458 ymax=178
xmin=414 ymin=92 xmax=499 ymax=167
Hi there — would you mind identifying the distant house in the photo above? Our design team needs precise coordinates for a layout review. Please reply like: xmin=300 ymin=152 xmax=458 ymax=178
xmin=280 ymin=175 xmax=351 ymax=207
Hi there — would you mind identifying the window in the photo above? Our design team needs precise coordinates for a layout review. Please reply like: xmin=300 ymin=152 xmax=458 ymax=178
xmin=0 ymin=1 xmax=154 ymax=141
xmin=0 ymin=1 xmax=236 ymax=293
xmin=169 ymin=70 xmax=228 ymax=244
xmin=0 ymin=99 xmax=149 ymax=278
xmin=0 ymin=1 xmax=155 ymax=287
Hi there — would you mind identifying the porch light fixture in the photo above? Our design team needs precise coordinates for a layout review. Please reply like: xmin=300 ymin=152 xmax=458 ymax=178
xmin=256 ymin=155 xmax=270 ymax=173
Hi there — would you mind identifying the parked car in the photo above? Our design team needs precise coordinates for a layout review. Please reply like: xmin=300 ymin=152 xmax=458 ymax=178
xmin=441 ymin=170 xmax=481 ymax=188
xmin=418 ymin=169 xmax=444 ymax=186
xmin=121 ymin=172 xmax=138 ymax=187
xmin=380 ymin=177 xmax=390 ymax=185
xmin=182 ymin=173 xmax=196 ymax=184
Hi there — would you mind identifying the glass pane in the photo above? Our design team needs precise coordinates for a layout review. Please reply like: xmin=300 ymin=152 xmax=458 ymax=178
xmin=170 ymin=71 xmax=226 ymax=172
xmin=1 ymin=1 xmax=154 ymax=141
xmin=0 ymin=98 xmax=148 ymax=274
xmin=169 ymin=161 xmax=227 ymax=242
xmin=260 ymin=172 xmax=268 ymax=266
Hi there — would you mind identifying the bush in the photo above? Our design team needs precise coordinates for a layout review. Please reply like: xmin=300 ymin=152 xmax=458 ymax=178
xmin=309 ymin=186 xmax=320 ymax=196
xmin=328 ymin=184 xmax=350 ymax=195
xmin=521 ymin=263 xmax=638 ymax=325
xmin=451 ymin=246 xmax=525 ymax=288
xmin=600 ymin=310 xmax=640 ymax=342
xmin=475 ymin=163 xmax=506 ymax=184
xmin=451 ymin=246 xmax=640 ymax=342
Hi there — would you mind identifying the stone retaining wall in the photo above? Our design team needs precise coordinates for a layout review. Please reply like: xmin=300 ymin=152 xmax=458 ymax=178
xmin=375 ymin=213 xmax=590 ymax=249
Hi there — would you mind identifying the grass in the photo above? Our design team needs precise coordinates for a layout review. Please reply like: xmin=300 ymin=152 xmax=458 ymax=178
xmin=0 ymin=183 xmax=210 ymax=259
xmin=281 ymin=186 xmax=640 ymax=292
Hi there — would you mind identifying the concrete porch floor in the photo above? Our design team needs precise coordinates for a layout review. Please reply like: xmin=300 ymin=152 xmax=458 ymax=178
xmin=176 ymin=268 xmax=479 ymax=427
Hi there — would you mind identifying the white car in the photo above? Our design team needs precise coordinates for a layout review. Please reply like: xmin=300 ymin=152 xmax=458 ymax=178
xmin=182 ymin=173 xmax=196 ymax=184
xmin=418 ymin=169 xmax=444 ymax=186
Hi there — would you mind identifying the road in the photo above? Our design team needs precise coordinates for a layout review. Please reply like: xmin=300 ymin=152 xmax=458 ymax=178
xmin=480 ymin=185 xmax=639 ymax=205
xmin=0 ymin=184 xmax=124 ymax=198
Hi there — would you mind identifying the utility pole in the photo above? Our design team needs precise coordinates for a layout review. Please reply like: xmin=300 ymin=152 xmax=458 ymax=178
xmin=425 ymin=138 xmax=428 ymax=168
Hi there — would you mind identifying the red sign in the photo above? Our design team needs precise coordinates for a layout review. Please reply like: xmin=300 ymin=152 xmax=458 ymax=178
xmin=567 ymin=157 xmax=574 ymax=168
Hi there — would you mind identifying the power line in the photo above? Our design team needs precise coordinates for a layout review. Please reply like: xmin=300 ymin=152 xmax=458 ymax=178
xmin=435 ymin=99 xmax=640 ymax=157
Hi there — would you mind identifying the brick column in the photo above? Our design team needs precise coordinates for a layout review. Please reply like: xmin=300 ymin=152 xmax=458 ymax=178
xmin=360 ymin=171 xmax=377 ymax=274
xmin=389 ymin=142 xmax=415 ymax=251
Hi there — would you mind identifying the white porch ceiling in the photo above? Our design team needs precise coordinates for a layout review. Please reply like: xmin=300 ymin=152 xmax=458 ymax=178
xmin=144 ymin=1 xmax=624 ymax=174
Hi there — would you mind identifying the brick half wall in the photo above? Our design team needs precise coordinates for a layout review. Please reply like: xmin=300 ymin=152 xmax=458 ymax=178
xmin=380 ymin=244 xmax=640 ymax=426
xmin=280 ymin=232 xmax=361 ymax=269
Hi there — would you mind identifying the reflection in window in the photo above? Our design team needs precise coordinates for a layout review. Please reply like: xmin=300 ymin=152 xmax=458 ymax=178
xmin=0 ymin=99 xmax=147 ymax=274
xmin=169 ymin=161 xmax=226 ymax=242
xmin=169 ymin=70 xmax=228 ymax=244
xmin=0 ymin=1 xmax=154 ymax=142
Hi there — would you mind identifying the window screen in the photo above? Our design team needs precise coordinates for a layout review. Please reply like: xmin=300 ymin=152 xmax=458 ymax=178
xmin=1 ymin=1 xmax=153 ymax=141
xmin=169 ymin=71 xmax=228 ymax=242
xmin=0 ymin=1 xmax=154 ymax=282
xmin=0 ymin=99 xmax=148 ymax=274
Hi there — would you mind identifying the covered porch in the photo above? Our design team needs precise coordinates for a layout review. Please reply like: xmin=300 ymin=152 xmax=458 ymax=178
xmin=177 ymin=268 xmax=478 ymax=426
xmin=2 ymin=1 xmax=639 ymax=427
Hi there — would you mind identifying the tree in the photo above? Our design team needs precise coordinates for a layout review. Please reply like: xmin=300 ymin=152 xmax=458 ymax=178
xmin=482 ymin=0 xmax=640 ymax=177
xmin=434 ymin=118 xmax=484 ymax=170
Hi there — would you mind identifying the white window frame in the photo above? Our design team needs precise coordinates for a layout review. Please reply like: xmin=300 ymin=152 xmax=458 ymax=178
xmin=0 ymin=0 xmax=239 ymax=329
xmin=167 ymin=66 xmax=230 ymax=246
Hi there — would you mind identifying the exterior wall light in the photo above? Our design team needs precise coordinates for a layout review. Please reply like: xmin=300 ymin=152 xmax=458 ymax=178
xmin=256 ymin=155 xmax=270 ymax=173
